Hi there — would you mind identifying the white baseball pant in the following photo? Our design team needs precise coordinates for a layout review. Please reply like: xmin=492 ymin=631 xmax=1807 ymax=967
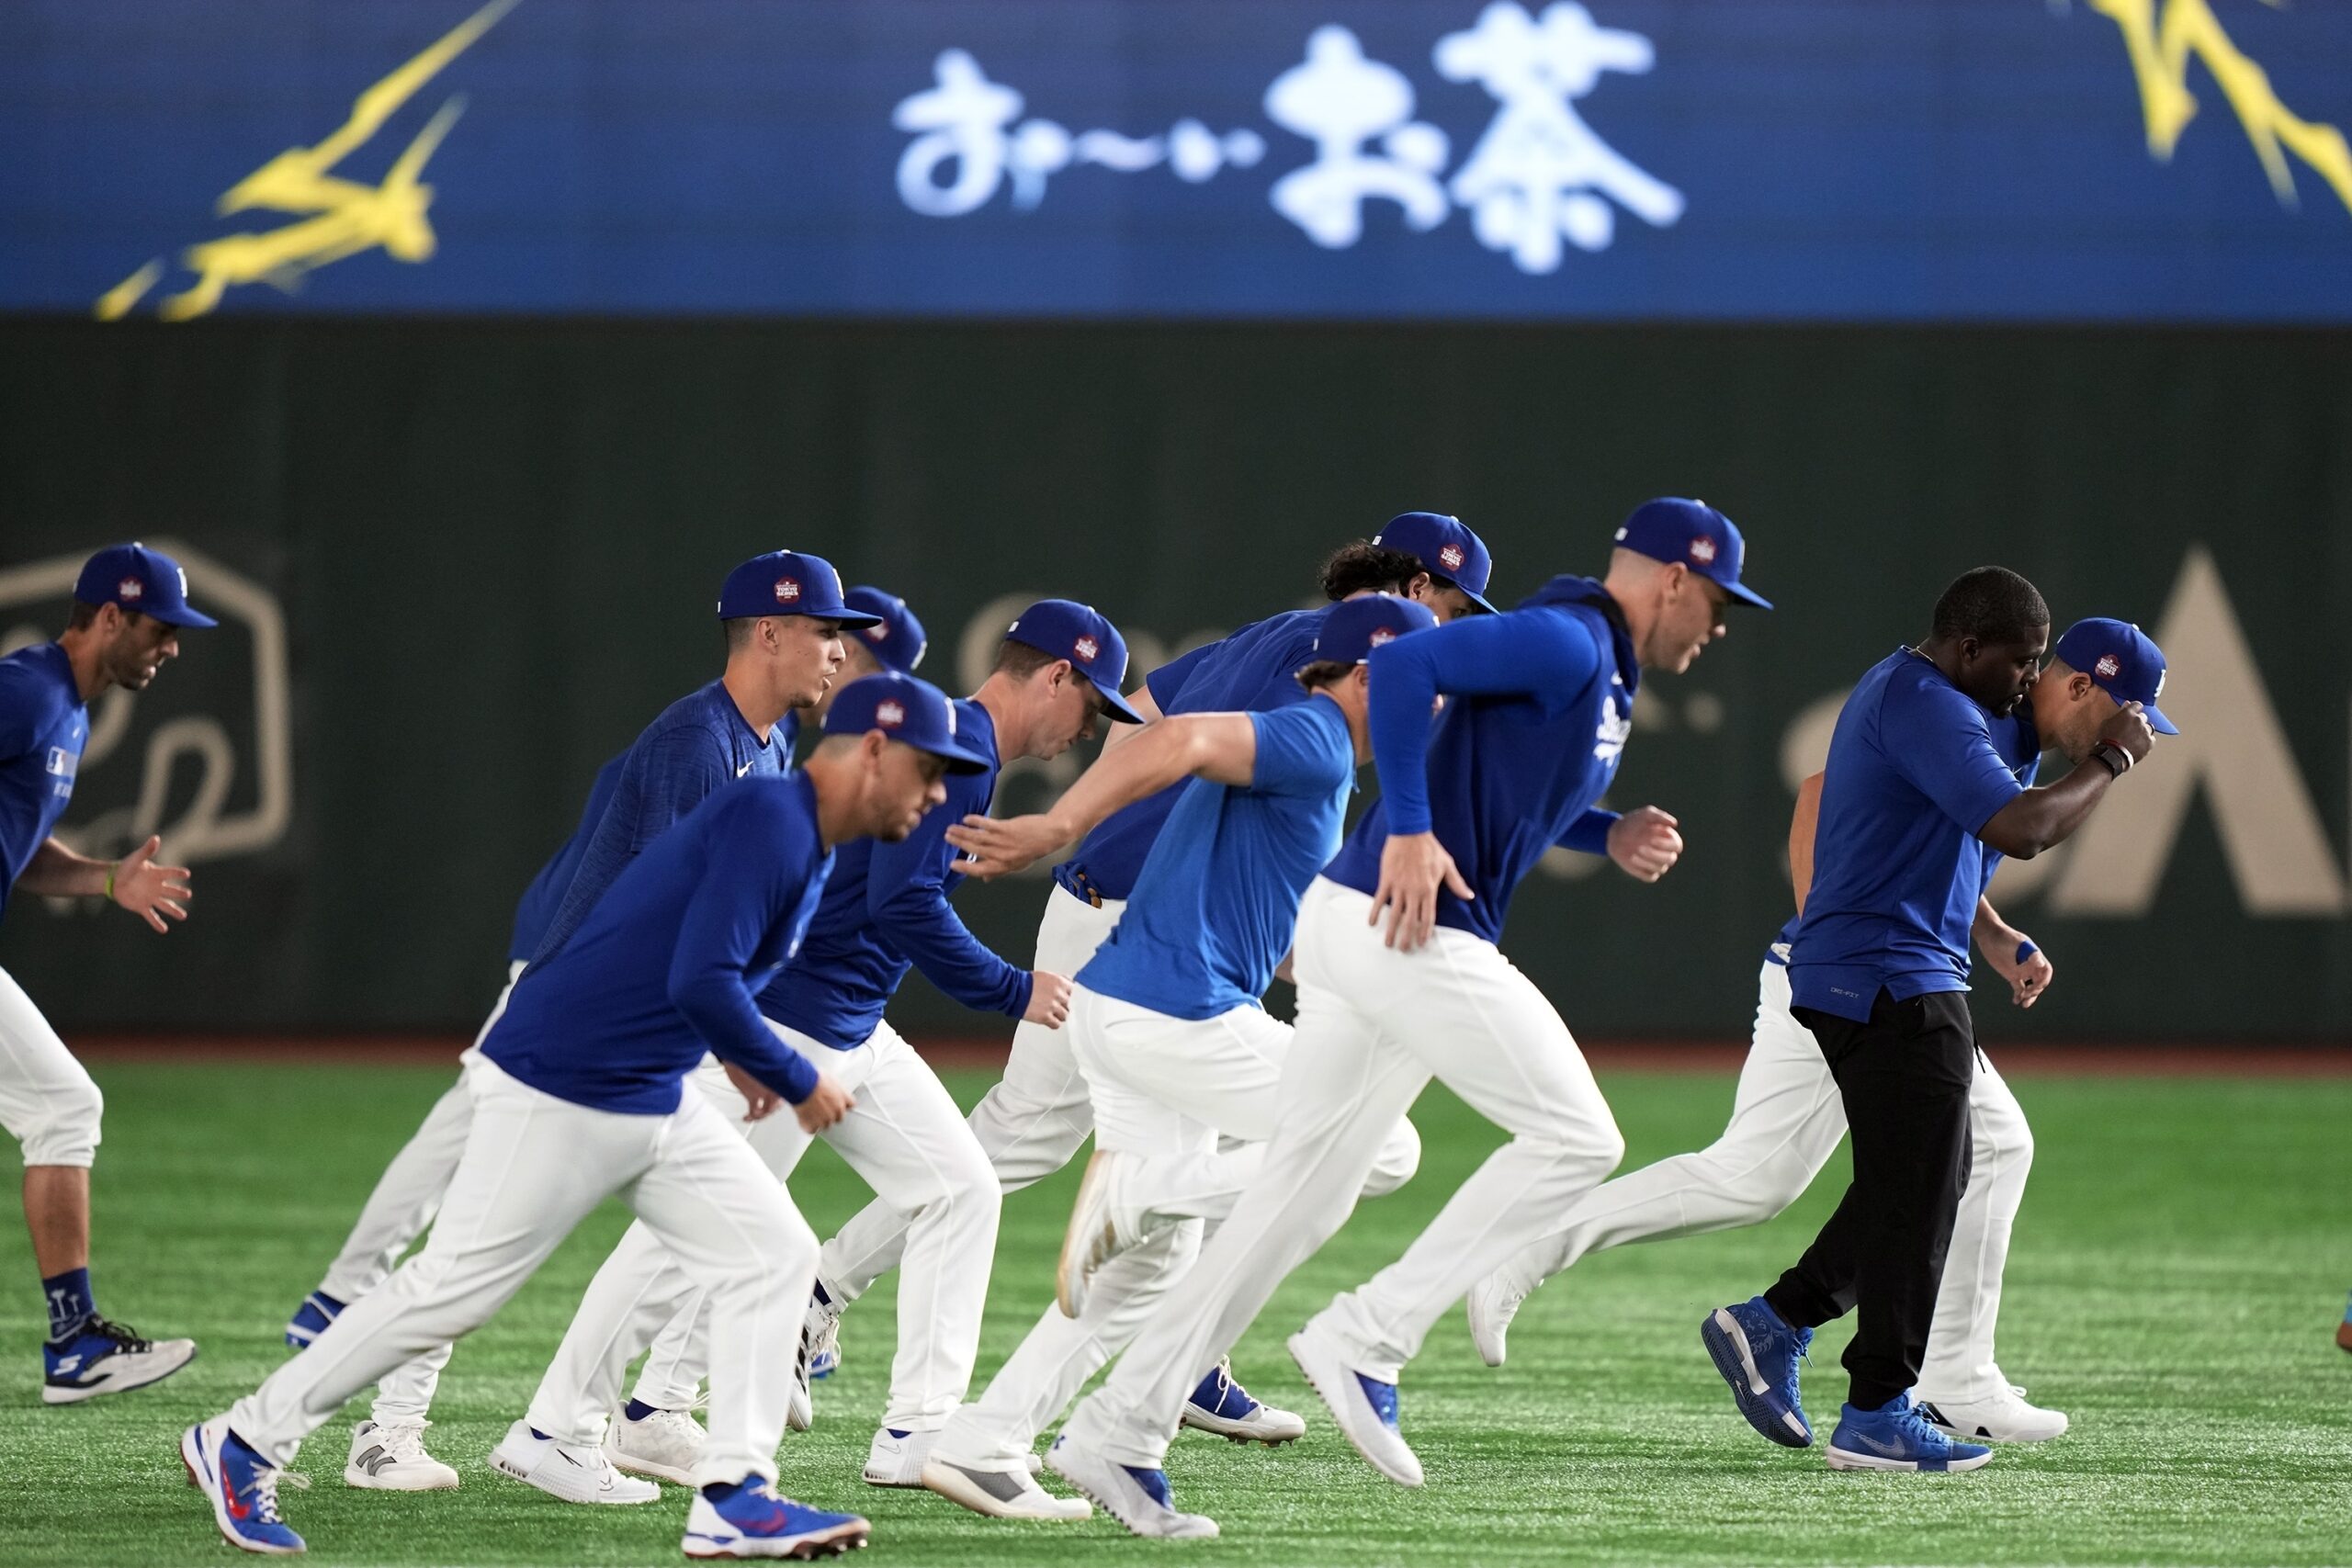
xmin=526 ymin=1016 xmax=998 ymax=1441
xmin=226 ymin=1059 xmax=814 ymax=1489
xmin=1063 ymin=877 xmax=1626 ymax=1469
xmin=935 ymin=984 xmax=1421 ymax=1471
xmin=0 ymin=965 xmax=103 ymax=1169
xmin=1498 ymin=957 xmax=2032 ymax=1402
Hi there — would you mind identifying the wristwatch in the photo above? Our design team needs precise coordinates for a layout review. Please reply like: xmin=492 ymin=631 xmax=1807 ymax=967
xmin=2090 ymin=739 xmax=2132 ymax=778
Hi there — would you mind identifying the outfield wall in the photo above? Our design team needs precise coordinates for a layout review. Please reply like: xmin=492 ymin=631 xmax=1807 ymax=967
xmin=1 ymin=319 xmax=2346 ymax=1042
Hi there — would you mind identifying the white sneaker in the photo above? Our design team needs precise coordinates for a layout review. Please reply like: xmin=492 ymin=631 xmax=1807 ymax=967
xmin=1046 ymin=1437 xmax=1217 ymax=1540
xmin=1466 ymin=1258 xmax=1539 ymax=1368
xmin=788 ymin=1292 xmax=840 ymax=1434
xmin=1057 ymin=1150 xmax=1148 ymax=1317
xmin=1917 ymin=1386 xmax=2070 ymax=1443
xmin=921 ymin=1453 xmax=1091 ymax=1520
xmin=863 ymin=1425 xmax=937 ymax=1487
xmin=1287 ymin=1319 xmax=1421 ymax=1487
xmin=345 ymin=1418 xmax=459 ymax=1491
xmin=606 ymin=1404 xmax=706 ymax=1485
xmin=488 ymin=1418 xmax=659 ymax=1505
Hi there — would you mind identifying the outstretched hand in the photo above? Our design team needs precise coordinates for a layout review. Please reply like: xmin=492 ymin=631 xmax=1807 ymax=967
xmin=111 ymin=836 xmax=191 ymax=934
xmin=947 ymin=813 xmax=1070 ymax=879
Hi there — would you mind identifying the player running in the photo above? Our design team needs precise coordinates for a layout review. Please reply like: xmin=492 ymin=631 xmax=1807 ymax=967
xmin=2 ymin=544 xmax=212 ymax=1405
xmin=915 ymin=593 xmax=1439 ymax=1520
xmin=1467 ymin=616 xmax=2178 ymax=1448
xmin=179 ymin=671 xmax=986 ymax=1560
xmin=282 ymin=550 xmax=875 ymax=1491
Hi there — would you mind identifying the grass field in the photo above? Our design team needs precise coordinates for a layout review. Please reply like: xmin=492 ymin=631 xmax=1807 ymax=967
xmin=2 ymin=1057 xmax=2348 ymax=1567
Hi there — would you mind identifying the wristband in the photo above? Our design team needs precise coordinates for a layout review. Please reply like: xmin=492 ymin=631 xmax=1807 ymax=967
xmin=2015 ymin=940 xmax=2038 ymax=964
xmin=2090 ymin=740 xmax=2131 ymax=779
xmin=103 ymin=863 xmax=117 ymax=900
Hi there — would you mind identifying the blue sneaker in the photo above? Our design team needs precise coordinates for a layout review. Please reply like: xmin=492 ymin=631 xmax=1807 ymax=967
xmin=1826 ymin=1393 xmax=1995 ymax=1472
xmin=1702 ymin=1296 xmax=1815 ymax=1448
xmin=1288 ymin=1322 xmax=1421 ymax=1486
xmin=181 ymin=1416 xmax=306 ymax=1555
xmin=1180 ymin=1358 xmax=1306 ymax=1445
xmin=45 ymin=1316 xmax=197 ymax=1404
xmin=284 ymin=1290 xmax=344 ymax=1351
xmin=682 ymin=1481 xmax=868 ymax=1559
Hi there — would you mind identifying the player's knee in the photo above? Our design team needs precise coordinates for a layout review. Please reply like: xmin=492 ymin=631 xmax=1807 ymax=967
xmin=1744 ymin=1152 xmax=1816 ymax=1219
xmin=18 ymin=1077 xmax=104 ymax=1168
xmin=930 ymin=1137 xmax=1003 ymax=1221
xmin=747 ymin=1210 xmax=821 ymax=1292
xmin=1975 ymin=1111 xmax=2034 ymax=1174
xmin=1361 ymin=1117 xmax=1422 ymax=1198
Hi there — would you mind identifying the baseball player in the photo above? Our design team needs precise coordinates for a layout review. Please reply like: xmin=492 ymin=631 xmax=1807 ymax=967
xmin=1467 ymin=616 xmax=2177 ymax=1448
xmin=179 ymin=671 xmax=989 ymax=1559
xmin=911 ymin=593 xmax=1441 ymax=1521
xmin=1694 ymin=571 xmax=2156 ymax=1474
xmin=804 ymin=513 xmax=1498 ymax=1442
xmin=281 ymin=549 xmax=876 ymax=1493
xmin=2 ymin=544 xmax=210 ymax=1404
xmin=497 ymin=601 xmax=1136 ymax=1499
xmin=1048 ymin=499 xmax=1762 ymax=1537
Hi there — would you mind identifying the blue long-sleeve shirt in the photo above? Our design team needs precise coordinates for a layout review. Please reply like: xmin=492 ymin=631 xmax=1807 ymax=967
xmin=1324 ymin=576 xmax=1639 ymax=946
xmin=508 ymin=754 xmax=626 ymax=964
xmin=482 ymin=774 xmax=832 ymax=1113
xmin=760 ymin=699 xmax=1031 ymax=1048
xmin=0 ymin=644 xmax=86 ymax=928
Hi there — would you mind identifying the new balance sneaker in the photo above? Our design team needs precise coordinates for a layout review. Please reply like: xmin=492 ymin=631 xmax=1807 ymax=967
xmin=345 ymin=1418 xmax=459 ymax=1490
xmin=1046 ymin=1436 xmax=1217 ymax=1540
xmin=181 ymin=1416 xmax=306 ymax=1556
xmin=1702 ymin=1296 xmax=1814 ymax=1448
xmin=1917 ymin=1384 xmax=2069 ymax=1443
xmin=1057 ymin=1149 xmax=1148 ymax=1317
xmin=606 ymin=1404 xmax=705 ymax=1485
xmin=1287 ymin=1320 xmax=1420 ymax=1486
xmin=487 ymin=1419 xmax=659 ymax=1504
xmin=1826 ymin=1393 xmax=1994 ymax=1472
xmin=682 ymin=1482 xmax=869 ymax=1560
xmin=1466 ymin=1258 xmax=1541 ymax=1368
xmin=1180 ymin=1359 xmax=1306 ymax=1445
xmin=921 ymin=1453 xmax=1091 ymax=1520
xmin=788 ymin=1291 xmax=839 ymax=1433
xmin=283 ymin=1289 xmax=344 ymax=1351
xmin=44 ymin=1316 xmax=198 ymax=1404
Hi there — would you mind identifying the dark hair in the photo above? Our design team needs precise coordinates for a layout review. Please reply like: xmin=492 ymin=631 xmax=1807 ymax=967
xmin=1930 ymin=567 xmax=2049 ymax=647
xmin=1295 ymin=659 xmax=1355 ymax=692
xmin=995 ymin=638 xmax=1059 ymax=679
xmin=63 ymin=601 xmax=145 ymax=634
xmin=1319 ymin=541 xmax=1424 ymax=602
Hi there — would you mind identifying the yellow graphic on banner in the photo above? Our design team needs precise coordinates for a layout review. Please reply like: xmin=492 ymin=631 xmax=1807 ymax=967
xmin=2087 ymin=0 xmax=2352 ymax=216
xmin=96 ymin=0 xmax=517 ymax=321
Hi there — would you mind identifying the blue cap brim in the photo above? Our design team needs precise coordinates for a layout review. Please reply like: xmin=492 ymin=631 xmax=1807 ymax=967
xmin=910 ymin=734 xmax=994 ymax=774
xmin=809 ymin=606 xmax=886 ymax=629
xmin=1094 ymin=682 xmax=1146 ymax=724
xmin=1459 ymin=588 xmax=1499 ymax=615
xmin=1724 ymin=581 xmax=1773 ymax=610
xmin=2144 ymin=704 xmax=2179 ymax=737
xmin=149 ymin=605 xmax=219 ymax=628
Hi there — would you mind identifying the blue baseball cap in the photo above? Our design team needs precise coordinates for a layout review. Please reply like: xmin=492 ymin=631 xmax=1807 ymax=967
xmin=820 ymin=672 xmax=993 ymax=773
xmin=844 ymin=586 xmax=927 ymax=675
xmin=1315 ymin=592 xmax=1442 ymax=665
xmin=74 ymin=543 xmax=216 ymax=628
xmin=715 ymin=550 xmax=882 ymax=627
xmin=1004 ymin=599 xmax=1145 ymax=723
xmin=2053 ymin=618 xmax=2178 ymax=735
xmin=1372 ymin=512 xmax=1498 ymax=614
xmin=1613 ymin=498 xmax=1772 ymax=610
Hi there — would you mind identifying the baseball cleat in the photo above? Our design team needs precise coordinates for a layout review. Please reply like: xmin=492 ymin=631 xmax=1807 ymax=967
xmin=1287 ymin=1320 xmax=1421 ymax=1486
xmin=45 ymin=1316 xmax=198 ymax=1404
xmin=789 ymin=1291 xmax=840 ymax=1433
xmin=605 ymin=1404 xmax=706 ymax=1485
xmin=1466 ymin=1258 xmax=1540 ymax=1368
xmin=920 ymin=1454 xmax=1091 ymax=1520
xmin=682 ymin=1481 xmax=869 ymax=1559
xmin=182 ymin=1416 xmax=307 ymax=1555
xmin=488 ymin=1418 xmax=659 ymax=1505
xmin=1046 ymin=1436 xmax=1217 ymax=1540
xmin=863 ymin=1426 xmax=938 ymax=1487
xmin=283 ymin=1290 xmax=345 ymax=1351
xmin=1702 ymin=1296 xmax=1815 ymax=1448
xmin=1825 ymin=1393 xmax=1994 ymax=1472
xmin=344 ymin=1417 xmax=459 ymax=1490
xmin=1180 ymin=1359 xmax=1305 ymax=1445
xmin=1056 ymin=1149 xmax=1147 ymax=1318
xmin=1917 ymin=1384 xmax=2069 ymax=1443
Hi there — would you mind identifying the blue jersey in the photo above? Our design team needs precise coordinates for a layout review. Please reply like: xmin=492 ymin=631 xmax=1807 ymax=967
xmin=0 ymin=644 xmax=87 ymax=927
xmin=1324 ymin=577 xmax=1636 ymax=946
xmin=533 ymin=682 xmax=788 ymax=964
xmin=1057 ymin=606 xmax=1334 ymax=905
xmin=761 ymin=699 xmax=1030 ymax=1049
xmin=483 ymin=774 xmax=831 ymax=1114
xmin=509 ymin=754 xmax=625 ymax=964
xmin=1081 ymin=697 xmax=1356 ymax=1021
xmin=1788 ymin=649 xmax=2040 ymax=1022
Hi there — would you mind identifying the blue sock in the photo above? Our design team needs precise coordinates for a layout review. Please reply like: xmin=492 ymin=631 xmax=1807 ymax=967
xmin=703 ymin=1479 xmax=746 ymax=1504
xmin=528 ymin=1427 xmax=552 ymax=1442
xmin=623 ymin=1398 xmax=659 ymax=1423
xmin=43 ymin=1268 xmax=94 ymax=1344
xmin=812 ymin=1279 xmax=831 ymax=1307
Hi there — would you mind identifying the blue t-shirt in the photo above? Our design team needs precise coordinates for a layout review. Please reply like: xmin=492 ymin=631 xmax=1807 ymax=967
xmin=1788 ymin=649 xmax=2040 ymax=1022
xmin=509 ymin=754 xmax=625 ymax=964
xmin=1324 ymin=577 xmax=1638 ymax=946
xmin=483 ymin=774 xmax=831 ymax=1114
xmin=761 ymin=699 xmax=1031 ymax=1049
xmin=532 ymin=682 xmax=788 ymax=964
xmin=0 ymin=644 xmax=87 ymax=927
xmin=1080 ymin=698 xmax=1356 ymax=1021
xmin=1057 ymin=606 xmax=1332 ymax=905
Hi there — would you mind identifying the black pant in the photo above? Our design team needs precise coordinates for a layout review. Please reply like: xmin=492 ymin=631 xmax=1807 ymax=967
xmin=1764 ymin=988 xmax=1976 ymax=1412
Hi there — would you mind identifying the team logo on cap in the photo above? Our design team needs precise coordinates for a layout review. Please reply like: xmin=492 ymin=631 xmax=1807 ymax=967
xmin=118 ymin=576 xmax=144 ymax=601
xmin=1368 ymin=627 xmax=1398 ymax=649
xmin=1688 ymin=536 xmax=1717 ymax=566
xmin=876 ymin=699 xmax=906 ymax=728
xmin=1438 ymin=543 xmax=1465 ymax=571
xmin=863 ymin=622 xmax=889 ymax=644
xmin=2095 ymin=653 xmax=2120 ymax=680
xmin=775 ymin=577 xmax=801 ymax=604
xmin=1073 ymin=635 xmax=1100 ymax=663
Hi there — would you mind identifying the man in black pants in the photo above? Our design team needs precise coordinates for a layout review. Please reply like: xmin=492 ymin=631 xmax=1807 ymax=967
xmin=1699 ymin=567 xmax=2162 ymax=1472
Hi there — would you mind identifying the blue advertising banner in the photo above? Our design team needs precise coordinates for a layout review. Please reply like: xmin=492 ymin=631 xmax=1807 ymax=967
xmin=4 ymin=0 xmax=2349 ymax=321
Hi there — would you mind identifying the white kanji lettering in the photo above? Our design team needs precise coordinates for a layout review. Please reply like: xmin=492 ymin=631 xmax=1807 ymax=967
xmin=1265 ymin=26 xmax=1452 ymax=248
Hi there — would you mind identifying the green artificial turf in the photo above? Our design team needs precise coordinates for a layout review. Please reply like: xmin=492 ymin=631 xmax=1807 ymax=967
xmin=2 ymin=1060 xmax=2347 ymax=1566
